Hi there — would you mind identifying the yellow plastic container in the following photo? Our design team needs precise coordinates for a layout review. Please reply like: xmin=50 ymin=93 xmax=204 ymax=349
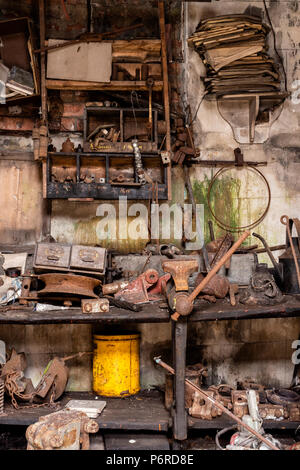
xmin=93 ymin=333 xmax=140 ymax=397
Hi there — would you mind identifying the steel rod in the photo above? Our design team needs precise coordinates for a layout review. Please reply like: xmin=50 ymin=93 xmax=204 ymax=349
xmin=154 ymin=357 xmax=280 ymax=451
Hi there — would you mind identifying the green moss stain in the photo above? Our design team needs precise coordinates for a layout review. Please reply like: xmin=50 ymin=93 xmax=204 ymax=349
xmin=192 ymin=173 xmax=242 ymax=244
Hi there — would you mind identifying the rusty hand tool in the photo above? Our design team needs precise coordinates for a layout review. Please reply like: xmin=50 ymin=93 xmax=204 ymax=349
xmin=171 ymin=231 xmax=250 ymax=321
xmin=229 ymin=283 xmax=239 ymax=306
xmin=280 ymin=215 xmax=300 ymax=289
xmin=104 ymin=295 xmax=142 ymax=312
xmin=153 ymin=357 xmax=280 ymax=451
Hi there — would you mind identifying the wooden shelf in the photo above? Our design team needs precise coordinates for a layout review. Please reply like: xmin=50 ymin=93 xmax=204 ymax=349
xmin=0 ymin=391 xmax=170 ymax=431
xmin=189 ymin=296 xmax=300 ymax=322
xmin=2 ymin=297 xmax=300 ymax=324
xmin=188 ymin=415 xmax=300 ymax=431
xmin=46 ymin=79 xmax=163 ymax=92
xmin=1 ymin=389 xmax=297 ymax=434
xmin=0 ymin=304 xmax=170 ymax=324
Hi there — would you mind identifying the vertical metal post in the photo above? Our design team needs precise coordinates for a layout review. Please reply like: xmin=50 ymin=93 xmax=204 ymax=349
xmin=172 ymin=317 xmax=187 ymax=440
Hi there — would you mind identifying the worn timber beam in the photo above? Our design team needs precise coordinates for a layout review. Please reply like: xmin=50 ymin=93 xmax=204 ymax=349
xmin=158 ymin=0 xmax=172 ymax=200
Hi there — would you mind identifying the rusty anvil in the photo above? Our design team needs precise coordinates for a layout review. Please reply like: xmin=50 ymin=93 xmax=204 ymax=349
xmin=162 ymin=259 xmax=198 ymax=316
xmin=163 ymin=231 xmax=250 ymax=320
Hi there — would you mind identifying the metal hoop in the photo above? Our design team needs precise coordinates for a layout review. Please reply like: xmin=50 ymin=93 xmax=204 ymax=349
xmin=207 ymin=165 xmax=271 ymax=233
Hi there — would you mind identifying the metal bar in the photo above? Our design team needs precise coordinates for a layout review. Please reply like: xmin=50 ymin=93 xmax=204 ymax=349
xmin=183 ymin=165 xmax=211 ymax=271
xmin=154 ymin=357 xmax=280 ymax=450
xmin=173 ymin=318 xmax=188 ymax=440
xmin=158 ymin=0 xmax=172 ymax=200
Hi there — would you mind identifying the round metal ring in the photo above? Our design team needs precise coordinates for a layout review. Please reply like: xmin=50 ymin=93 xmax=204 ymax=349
xmin=207 ymin=165 xmax=271 ymax=233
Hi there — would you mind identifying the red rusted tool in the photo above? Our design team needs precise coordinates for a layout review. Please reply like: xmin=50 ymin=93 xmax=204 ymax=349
xmin=162 ymin=259 xmax=198 ymax=291
xmin=148 ymin=273 xmax=171 ymax=301
xmin=115 ymin=269 xmax=159 ymax=304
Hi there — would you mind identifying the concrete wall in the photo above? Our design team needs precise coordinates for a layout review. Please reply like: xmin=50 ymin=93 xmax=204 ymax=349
xmin=0 ymin=0 xmax=299 ymax=392
xmin=182 ymin=1 xmax=300 ymax=388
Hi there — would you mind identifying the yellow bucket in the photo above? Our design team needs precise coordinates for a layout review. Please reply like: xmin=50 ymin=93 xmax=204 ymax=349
xmin=92 ymin=333 xmax=140 ymax=397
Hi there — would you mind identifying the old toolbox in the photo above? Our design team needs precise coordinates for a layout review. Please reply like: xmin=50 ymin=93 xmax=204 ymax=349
xmin=34 ymin=243 xmax=107 ymax=275
xmin=70 ymin=245 xmax=107 ymax=274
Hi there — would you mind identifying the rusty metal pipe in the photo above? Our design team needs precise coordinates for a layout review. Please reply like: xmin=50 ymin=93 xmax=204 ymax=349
xmin=154 ymin=357 xmax=280 ymax=451
xmin=252 ymin=232 xmax=283 ymax=282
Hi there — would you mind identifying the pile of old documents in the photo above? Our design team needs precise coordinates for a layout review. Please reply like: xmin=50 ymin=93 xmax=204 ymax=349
xmin=188 ymin=14 xmax=281 ymax=95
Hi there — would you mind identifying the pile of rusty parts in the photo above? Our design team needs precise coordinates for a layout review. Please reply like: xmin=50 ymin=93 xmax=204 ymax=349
xmin=0 ymin=347 xmax=86 ymax=410
xmin=19 ymin=242 xmax=108 ymax=313
xmin=26 ymin=410 xmax=99 ymax=450
xmin=12 ymin=213 xmax=300 ymax=318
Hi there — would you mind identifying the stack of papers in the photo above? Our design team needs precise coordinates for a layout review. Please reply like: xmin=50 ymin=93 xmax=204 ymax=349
xmin=188 ymin=14 xmax=281 ymax=96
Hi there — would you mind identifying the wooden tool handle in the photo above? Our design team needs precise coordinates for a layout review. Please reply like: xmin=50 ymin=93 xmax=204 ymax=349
xmin=189 ymin=230 xmax=250 ymax=302
xmin=281 ymin=215 xmax=300 ymax=289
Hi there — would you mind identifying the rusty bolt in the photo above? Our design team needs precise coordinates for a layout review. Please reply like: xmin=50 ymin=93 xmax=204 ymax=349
xmin=100 ymin=302 xmax=109 ymax=312
xmin=84 ymin=419 xmax=99 ymax=434
xmin=49 ymin=433 xmax=64 ymax=449
xmin=85 ymin=303 xmax=92 ymax=313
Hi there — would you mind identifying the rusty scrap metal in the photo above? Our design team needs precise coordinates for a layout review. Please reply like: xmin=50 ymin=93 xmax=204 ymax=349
xmin=259 ymin=404 xmax=288 ymax=420
xmin=170 ymin=231 xmax=250 ymax=321
xmin=34 ymin=23 xmax=144 ymax=54
xmin=231 ymin=390 xmax=260 ymax=419
xmin=102 ymin=280 xmax=130 ymax=296
xmin=81 ymin=298 xmax=109 ymax=314
xmin=115 ymin=269 xmax=159 ymax=304
xmin=195 ymin=272 xmax=230 ymax=299
xmin=208 ymin=384 xmax=235 ymax=411
xmin=162 ymin=259 xmax=198 ymax=291
xmin=37 ymin=273 xmax=102 ymax=299
xmin=0 ymin=379 xmax=4 ymax=414
xmin=26 ymin=410 xmax=99 ymax=450
xmin=229 ymin=283 xmax=239 ymax=306
xmin=147 ymin=273 xmax=171 ymax=301
xmin=1 ymin=350 xmax=87 ymax=409
xmin=210 ymin=233 xmax=234 ymax=269
xmin=154 ymin=357 xmax=280 ymax=450
xmin=165 ymin=363 xmax=208 ymax=411
xmin=266 ymin=388 xmax=300 ymax=407
xmin=104 ymin=295 xmax=142 ymax=312
xmin=189 ymin=389 xmax=223 ymax=420
xmin=159 ymin=244 xmax=181 ymax=259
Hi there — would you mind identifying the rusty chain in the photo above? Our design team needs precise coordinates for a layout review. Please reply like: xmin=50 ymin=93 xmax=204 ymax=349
xmin=4 ymin=371 xmax=59 ymax=410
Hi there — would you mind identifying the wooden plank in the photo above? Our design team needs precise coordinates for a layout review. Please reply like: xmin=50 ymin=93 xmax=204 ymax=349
xmin=46 ymin=79 xmax=163 ymax=91
xmin=38 ymin=0 xmax=47 ymax=123
xmin=158 ymin=1 xmax=172 ymax=201
xmin=188 ymin=415 xmax=300 ymax=430
xmin=0 ymin=391 xmax=170 ymax=432
xmin=47 ymin=41 xmax=112 ymax=82
xmin=104 ymin=433 xmax=170 ymax=450
xmin=0 ymin=304 xmax=170 ymax=324
xmin=189 ymin=296 xmax=300 ymax=322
